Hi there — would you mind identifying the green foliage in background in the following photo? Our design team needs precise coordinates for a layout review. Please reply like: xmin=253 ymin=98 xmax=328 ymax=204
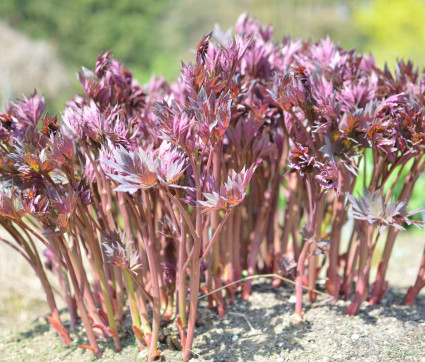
xmin=353 ymin=0 xmax=425 ymax=68
xmin=3 ymin=0 xmax=425 ymax=80
xmin=0 ymin=0 xmax=169 ymax=81
xmin=1 ymin=0 xmax=358 ymax=84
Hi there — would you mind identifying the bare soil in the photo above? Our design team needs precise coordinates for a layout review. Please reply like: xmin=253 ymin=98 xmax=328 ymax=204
xmin=1 ymin=281 xmax=425 ymax=362
xmin=1 ymin=233 xmax=425 ymax=361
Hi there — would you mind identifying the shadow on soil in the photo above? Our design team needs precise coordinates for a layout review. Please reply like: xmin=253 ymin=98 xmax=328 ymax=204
xmin=3 ymin=281 xmax=424 ymax=361
xmin=5 ymin=307 xmax=138 ymax=360
xmin=309 ymin=286 xmax=425 ymax=325
xmin=193 ymin=282 xmax=311 ymax=361
xmin=193 ymin=281 xmax=425 ymax=361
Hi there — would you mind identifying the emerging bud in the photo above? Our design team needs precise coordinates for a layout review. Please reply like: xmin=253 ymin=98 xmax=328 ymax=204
xmin=103 ymin=232 xmax=142 ymax=276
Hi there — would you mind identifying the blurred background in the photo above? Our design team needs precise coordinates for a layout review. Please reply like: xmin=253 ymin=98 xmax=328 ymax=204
xmin=0 ymin=0 xmax=425 ymax=338
xmin=1 ymin=0 xmax=425 ymax=113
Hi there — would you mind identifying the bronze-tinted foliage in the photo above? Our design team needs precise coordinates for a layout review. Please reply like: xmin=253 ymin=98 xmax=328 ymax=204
xmin=2 ymin=13 xmax=425 ymax=362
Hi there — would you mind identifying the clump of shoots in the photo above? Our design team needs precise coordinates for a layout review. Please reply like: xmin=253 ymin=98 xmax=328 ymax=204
xmin=1 ymin=14 xmax=425 ymax=362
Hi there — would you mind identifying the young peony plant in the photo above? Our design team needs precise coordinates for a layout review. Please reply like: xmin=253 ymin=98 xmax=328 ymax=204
xmin=2 ymin=13 xmax=425 ymax=362
xmin=346 ymin=189 xmax=424 ymax=315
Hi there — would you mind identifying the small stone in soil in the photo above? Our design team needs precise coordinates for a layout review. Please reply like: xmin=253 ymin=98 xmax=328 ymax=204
xmin=232 ymin=334 xmax=239 ymax=342
xmin=351 ymin=333 xmax=360 ymax=341
xmin=288 ymin=295 xmax=297 ymax=304
xmin=138 ymin=350 xmax=148 ymax=359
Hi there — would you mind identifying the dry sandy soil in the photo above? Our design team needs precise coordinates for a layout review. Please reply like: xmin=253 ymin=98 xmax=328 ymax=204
xmin=0 ymin=233 xmax=424 ymax=361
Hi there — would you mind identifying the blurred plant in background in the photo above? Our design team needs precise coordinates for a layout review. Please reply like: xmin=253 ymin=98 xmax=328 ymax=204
xmin=353 ymin=0 xmax=425 ymax=68
xmin=0 ymin=0 xmax=168 ymax=76
xmin=2 ymin=0 xmax=425 ymax=110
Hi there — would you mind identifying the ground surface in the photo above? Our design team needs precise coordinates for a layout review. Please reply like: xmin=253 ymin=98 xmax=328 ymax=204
xmin=1 ymin=234 xmax=425 ymax=361
xmin=1 ymin=283 xmax=425 ymax=362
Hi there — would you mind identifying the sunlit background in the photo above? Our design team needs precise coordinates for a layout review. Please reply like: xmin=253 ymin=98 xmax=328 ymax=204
xmin=1 ymin=0 xmax=425 ymax=113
